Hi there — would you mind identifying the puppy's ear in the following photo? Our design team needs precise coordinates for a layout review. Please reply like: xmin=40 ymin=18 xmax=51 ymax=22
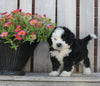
xmin=47 ymin=27 xmax=56 ymax=46
xmin=63 ymin=26 xmax=75 ymax=39
xmin=63 ymin=26 xmax=68 ymax=29
xmin=47 ymin=33 xmax=52 ymax=46
xmin=62 ymin=26 xmax=75 ymax=45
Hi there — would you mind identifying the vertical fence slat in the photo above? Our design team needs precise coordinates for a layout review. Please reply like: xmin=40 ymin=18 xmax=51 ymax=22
xmin=34 ymin=0 xmax=56 ymax=72
xmin=20 ymin=0 xmax=32 ymax=13
xmin=0 ymin=0 xmax=17 ymax=13
xmin=80 ymin=0 xmax=94 ymax=72
xmin=57 ymin=0 xmax=76 ymax=34
xmin=20 ymin=0 xmax=32 ymax=72
xmin=35 ymin=0 xmax=55 ymax=23
xmin=97 ymin=0 xmax=100 ymax=72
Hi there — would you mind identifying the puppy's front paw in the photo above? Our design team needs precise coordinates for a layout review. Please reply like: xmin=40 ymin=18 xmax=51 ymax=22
xmin=60 ymin=71 xmax=71 ymax=77
xmin=49 ymin=71 xmax=59 ymax=76
xmin=83 ymin=68 xmax=91 ymax=75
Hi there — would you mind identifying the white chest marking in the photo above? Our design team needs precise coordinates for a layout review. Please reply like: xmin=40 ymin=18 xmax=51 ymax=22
xmin=50 ymin=49 xmax=72 ymax=64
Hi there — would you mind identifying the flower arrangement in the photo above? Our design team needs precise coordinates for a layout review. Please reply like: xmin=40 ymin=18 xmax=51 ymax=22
xmin=0 ymin=9 xmax=56 ymax=50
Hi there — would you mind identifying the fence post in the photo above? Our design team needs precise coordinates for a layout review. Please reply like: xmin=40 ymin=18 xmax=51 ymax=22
xmin=97 ymin=0 xmax=100 ymax=72
xmin=0 ymin=0 xmax=17 ymax=13
xmin=34 ymin=0 xmax=56 ymax=72
xmin=57 ymin=0 xmax=76 ymax=34
xmin=80 ymin=0 xmax=95 ymax=72
xmin=19 ymin=0 xmax=33 ymax=72
xmin=20 ymin=0 xmax=32 ymax=13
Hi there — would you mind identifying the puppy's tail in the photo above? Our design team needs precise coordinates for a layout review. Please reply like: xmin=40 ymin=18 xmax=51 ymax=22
xmin=82 ymin=34 xmax=97 ymax=45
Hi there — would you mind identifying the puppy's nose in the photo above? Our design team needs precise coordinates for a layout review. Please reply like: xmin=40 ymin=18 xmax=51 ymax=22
xmin=57 ymin=43 xmax=62 ymax=47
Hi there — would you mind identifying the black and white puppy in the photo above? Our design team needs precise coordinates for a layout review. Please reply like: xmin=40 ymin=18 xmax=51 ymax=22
xmin=48 ymin=26 xmax=97 ymax=77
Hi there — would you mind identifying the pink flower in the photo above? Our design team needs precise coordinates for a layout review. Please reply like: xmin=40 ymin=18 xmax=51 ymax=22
xmin=11 ymin=9 xmax=19 ymax=13
xmin=32 ymin=32 xmax=35 ymax=35
xmin=46 ymin=26 xmax=50 ymax=28
xmin=18 ymin=8 xmax=22 ymax=12
xmin=1 ymin=12 xmax=7 ymax=15
xmin=0 ymin=32 xmax=8 ymax=37
xmin=15 ymin=34 xmax=22 ymax=40
xmin=6 ymin=14 xmax=11 ymax=19
xmin=18 ymin=30 xmax=26 ymax=36
xmin=47 ymin=25 xmax=54 ymax=29
xmin=3 ymin=22 xmax=13 ymax=27
xmin=15 ymin=25 xmax=21 ymax=32
xmin=44 ymin=14 xmax=46 ymax=17
xmin=26 ymin=13 xmax=34 ymax=16
xmin=51 ymin=25 xmax=54 ymax=28
xmin=36 ymin=24 xmax=41 ymax=28
xmin=30 ymin=19 xmax=38 ymax=25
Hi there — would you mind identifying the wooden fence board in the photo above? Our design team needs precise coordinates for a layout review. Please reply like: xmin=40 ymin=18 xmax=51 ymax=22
xmin=0 ymin=0 xmax=17 ymax=13
xmin=80 ymin=0 xmax=94 ymax=72
xmin=34 ymin=0 xmax=56 ymax=72
xmin=20 ymin=0 xmax=32 ymax=13
xmin=19 ymin=0 xmax=32 ymax=72
xmin=57 ymin=0 xmax=76 ymax=34
xmin=35 ymin=0 xmax=55 ymax=23
xmin=97 ymin=0 xmax=100 ymax=72
xmin=34 ymin=42 xmax=52 ymax=73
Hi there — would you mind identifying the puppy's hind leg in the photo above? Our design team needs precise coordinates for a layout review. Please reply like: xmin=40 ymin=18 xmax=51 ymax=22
xmin=83 ymin=58 xmax=91 ymax=75
xmin=49 ymin=57 xmax=61 ymax=76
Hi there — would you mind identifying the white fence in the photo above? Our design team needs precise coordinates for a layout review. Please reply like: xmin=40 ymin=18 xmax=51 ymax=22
xmin=0 ymin=0 xmax=100 ymax=73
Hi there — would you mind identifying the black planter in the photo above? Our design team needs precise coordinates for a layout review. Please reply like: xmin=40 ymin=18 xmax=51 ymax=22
xmin=0 ymin=39 xmax=38 ymax=75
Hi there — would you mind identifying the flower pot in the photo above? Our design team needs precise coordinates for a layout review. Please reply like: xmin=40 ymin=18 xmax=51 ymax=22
xmin=0 ymin=39 xmax=38 ymax=75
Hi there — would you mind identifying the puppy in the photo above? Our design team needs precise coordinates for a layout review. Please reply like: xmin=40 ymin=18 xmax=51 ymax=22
xmin=48 ymin=26 xmax=97 ymax=77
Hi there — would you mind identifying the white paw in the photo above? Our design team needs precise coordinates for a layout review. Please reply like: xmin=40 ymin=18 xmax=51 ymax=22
xmin=83 ymin=68 xmax=91 ymax=75
xmin=60 ymin=71 xmax=71 ymax=77
xmin=49 ymin=71 xmax=59 ymax=76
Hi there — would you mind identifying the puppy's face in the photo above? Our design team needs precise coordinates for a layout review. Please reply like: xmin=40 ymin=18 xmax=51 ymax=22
xmin=51 ymin=27 xmax=68 ymax=50
xmin=48 ymin=26 xmax=75 ymax=50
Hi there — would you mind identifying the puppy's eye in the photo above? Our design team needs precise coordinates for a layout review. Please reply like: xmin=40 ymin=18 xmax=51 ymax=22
xmin=54 ymin=38 xmax=57 ymax=40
